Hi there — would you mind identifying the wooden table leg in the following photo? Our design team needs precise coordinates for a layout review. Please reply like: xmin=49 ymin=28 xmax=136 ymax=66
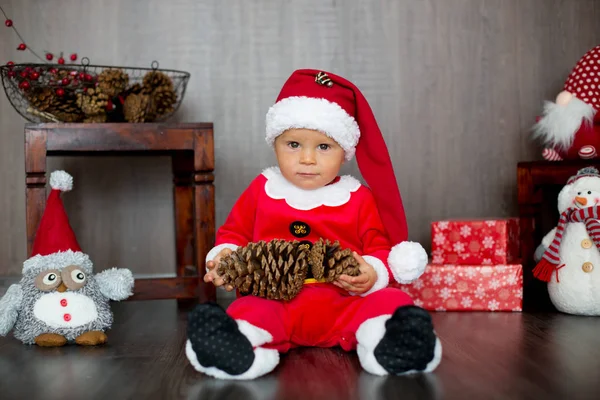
xmin=194 ymin=175 xmax=216 ymax=303
xmin=172 ymin=153 xmax=195 ymax=278
xmin=24 ymin=128 xmax=48 ymax=257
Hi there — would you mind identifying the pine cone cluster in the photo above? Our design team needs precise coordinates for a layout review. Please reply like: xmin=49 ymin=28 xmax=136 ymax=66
xmin=97 ymin=68 xmax=129 ymax=97
xmin=140 ymin=70 xmax=177 ymax=120
xmin=27 ymin=88 xmax=83 ymax=122
xmin=76 ymin=88 xmax=109 ymax=120
xmin=123 ymin=93 xmax=152 ymax=123
xmin=216 ymin=238 xmax=360 ymax=301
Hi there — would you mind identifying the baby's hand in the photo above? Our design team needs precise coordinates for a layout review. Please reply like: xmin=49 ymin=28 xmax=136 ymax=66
xmin=333 ymin=252 xmax=378 ymax=295
xmin=204 ymin=248 xmax=235 ymax=291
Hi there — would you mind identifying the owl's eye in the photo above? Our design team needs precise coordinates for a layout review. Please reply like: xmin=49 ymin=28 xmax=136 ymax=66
xmin=43 ymin=273 xmax=58 ymax=285
xmin=71 ymin=270 xmax=86 ymax=283
xmin=62 ymin=265 xmax=87 ymax=290
xmin=35 ymin=269 xmax=62 ymax=291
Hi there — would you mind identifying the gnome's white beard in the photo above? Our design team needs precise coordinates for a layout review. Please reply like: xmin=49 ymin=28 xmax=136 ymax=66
xmin=533 ymin=97 xmax=596 ymax=151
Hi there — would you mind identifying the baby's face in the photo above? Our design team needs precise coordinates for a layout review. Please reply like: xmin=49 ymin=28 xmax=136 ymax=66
xmin=274 ymin=128 xmax=345 ymax=190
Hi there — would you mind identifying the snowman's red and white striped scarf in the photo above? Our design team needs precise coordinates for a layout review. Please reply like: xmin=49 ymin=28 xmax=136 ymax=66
xmin=533 ymin=206 xmax=600 ymax=282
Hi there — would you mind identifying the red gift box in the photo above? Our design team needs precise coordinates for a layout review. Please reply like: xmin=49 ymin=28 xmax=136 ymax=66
xmin=431 ymin=218 xmax=520 ymax=265
xmin=392 ymin=264 xmax=523 ymax=312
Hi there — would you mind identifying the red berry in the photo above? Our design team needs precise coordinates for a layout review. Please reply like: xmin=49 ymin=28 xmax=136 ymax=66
xmin=46 ymin=53 xmax=53 ymax=61
xmin=57 ymin=57 xmax=65 ymax=65
xmin=85 ymin=74 xmax=93 ymax=82
xmin=61 ymin=77 xmax=70 ymax=85
xmin=5 ymin=19 xmax=13 ymax=27
xmin=70 ymin=53 xmax=77 ymax=61
xmin=24 ymin=66 xmax=32 ymax=73
xmin=83 ymin=87 xmax=88 ymax=93
xmin=6 ymin=61 xmax=14 ymax=68
xmin=72 ymin=79 xmax=79 ymax=86
xmin=30 ymin=71 xmax=40 ymax=80
xmin=19 ymin=81 xmax=30 ymax=90
xmin=20 ymin=71 xmax=28 ymax=78
xmin=69 ymin=70 xmax=78 ymax=77
xmin=79 ymin=72 xmax=85 ymax=80
xmin=49 ymin=68 xmax=58 ymax=74
xmin=56 ymin=88 xmax=65 ymax=96
xmin=7 ymin=71 xmax=16 ymax=78
xmin=17 ymin=43 xmax=26 ymax=51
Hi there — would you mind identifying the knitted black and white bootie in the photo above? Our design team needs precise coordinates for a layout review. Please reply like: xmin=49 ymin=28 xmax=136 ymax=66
xmin=356 ymin=305 xmax=442 ymax=375
xmin=185 ymin=303 xmax=279 ymax=380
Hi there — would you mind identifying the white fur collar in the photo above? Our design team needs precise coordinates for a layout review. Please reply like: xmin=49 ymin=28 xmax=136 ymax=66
xmin=262 ymin=167 xmax=361 ymax=210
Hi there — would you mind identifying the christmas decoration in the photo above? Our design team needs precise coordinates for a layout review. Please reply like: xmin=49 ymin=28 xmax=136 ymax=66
xmin=533 ymin=45 xmax=600 ymax=160
xmin=431 ymin=218 xmax=520 ymax=265
xmin=0 ymin=7 xmax=189 ymax=123
xmin=533 ymin=167 xmax=600 ymax=315
xmin=392 ymin=264 xmax=523 ymax=312
xmin=0 ymin=171 xmax=134 ymax=346
xmin=216 ymin=238 xmax=360 ymax=301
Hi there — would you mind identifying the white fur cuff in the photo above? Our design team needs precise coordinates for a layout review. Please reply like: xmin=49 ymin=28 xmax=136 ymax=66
xmin=388 ymin=242 xmax=428 ymax=284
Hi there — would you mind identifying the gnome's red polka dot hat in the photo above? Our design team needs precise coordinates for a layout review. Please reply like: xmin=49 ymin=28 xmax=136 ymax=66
xmin=564 ymin=45 xmax=600 ymax=110
xmin=23 ymin=171 xmax=93 ymax=274
xmin=265 ymin=69 xmax=428 ymax=283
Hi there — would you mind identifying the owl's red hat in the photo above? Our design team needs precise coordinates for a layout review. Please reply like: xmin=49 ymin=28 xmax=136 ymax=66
xmin=265 ymin=69 xmax=427 ymax=283
xmin=23 ymin=171 xmax=92 ymax=274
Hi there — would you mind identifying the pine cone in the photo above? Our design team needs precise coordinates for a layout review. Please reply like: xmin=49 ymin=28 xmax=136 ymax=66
xmin=142 ymin=71 xmax=173 ymax=94
xmin=123 ymin=93 xmax=153 ymax=123
xmin=76 ymin=88 xmax=109 ymax=115
xmin=47 ymin=92 xmax=84 ymax=122
xmin=151 ymin=85 xmax=176 ymax=117
xmin=308 ymin=239 xmax=360 ymax=282
xmin=27 ymin=88 xmax=55 ymax=112
xmin=126 ymin=83 xmax=143 ymax=95
xmin=217 ymin=239 xmax=310 ymax=301
xmin=97 ymin=68 xmax=129 ymax=97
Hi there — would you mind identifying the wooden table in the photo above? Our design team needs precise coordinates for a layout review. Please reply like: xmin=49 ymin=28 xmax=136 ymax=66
xmin=24 ymin=123 xmax=216 ymax=302
xmin=517 ymin=159 xmax=600 ymax=310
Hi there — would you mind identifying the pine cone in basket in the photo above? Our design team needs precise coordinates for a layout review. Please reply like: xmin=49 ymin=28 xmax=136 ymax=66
xmin=216 ymin=239 xmax=310 ymax=301
xmin=150 ymin=85 xmax=177 ymax=118
xmin=83 ymin=113 xmax=107 ymax=123
xmin=76 ymin=88 xmax=109 ymax=116
xmin=97 ymin=68 xmax=129 ymax=97
xmin=308 ymin=238 xmax=360 ymax=282
xmin=142 ymin=71 xmax=174 ymax=93
xmin=123 ymin=93 xmax=153 ymax=123
xmin=27 ymin=88 xmax=55 ymax=112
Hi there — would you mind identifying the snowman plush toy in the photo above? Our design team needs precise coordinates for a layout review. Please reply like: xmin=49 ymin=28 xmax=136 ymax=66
xmin=534 ymin=167 xmax=600 ymax=315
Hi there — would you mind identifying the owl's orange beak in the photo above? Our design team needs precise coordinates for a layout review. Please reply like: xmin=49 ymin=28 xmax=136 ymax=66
xmin=576 ymin=196 xmax=588 ymax=206
xmin=56 ymin=283 xmax=67 ymax=293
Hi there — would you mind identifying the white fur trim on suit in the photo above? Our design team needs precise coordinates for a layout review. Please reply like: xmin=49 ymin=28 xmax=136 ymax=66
xmin=49 ymin=170 xmax=73 ymax=192
xmin=262 ymin=167 xmax=361 ymax=210
xmin=185 ymin=321 xmax=280 ymax=380
xmin=356 ymin=315 xmax=443 ymax=376
xmin=94 ymin=267 xmax=134 ymax=301
xmin=533 ymin=97 xmax=596 ymax=151
xmin=388 ymin=242 xmax=428 ymax=284
xmin=206 ymin=243 xmax=240 ymax=265
xmin=23 ymin=250 xmax=94 ymax=275
xmin=357 ymin=256 xmax=389 ymax=297
xmin=265 ymin=96 xmax=361 ymax=161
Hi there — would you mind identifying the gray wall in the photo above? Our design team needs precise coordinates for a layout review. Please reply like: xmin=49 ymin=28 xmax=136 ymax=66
xmin=1 ymin=0 xmax=599 ymax=277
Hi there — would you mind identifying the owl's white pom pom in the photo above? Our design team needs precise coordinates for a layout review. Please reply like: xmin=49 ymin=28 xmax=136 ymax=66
xmin=50 ymin=170 xmax=73 ymax=192
xmin=95 ymin=268 xmax=134 ymax=301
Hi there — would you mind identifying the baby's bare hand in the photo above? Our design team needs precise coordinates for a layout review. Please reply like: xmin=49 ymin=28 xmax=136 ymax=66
xmin=204 ymin=248 xmax=235 ymax=291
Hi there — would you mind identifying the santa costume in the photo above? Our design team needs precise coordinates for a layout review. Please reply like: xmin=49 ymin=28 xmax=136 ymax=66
xmin=186 ymin=69 xmax=442 ymax=379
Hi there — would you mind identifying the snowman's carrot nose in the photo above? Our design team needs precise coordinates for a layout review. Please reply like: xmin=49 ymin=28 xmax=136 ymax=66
xmin=576 ymin=196 xmax=588 ymax=206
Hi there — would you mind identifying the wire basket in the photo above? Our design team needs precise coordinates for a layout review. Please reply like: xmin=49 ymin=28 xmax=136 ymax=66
xmin=0 ymin=59 xmax=190 ymax=123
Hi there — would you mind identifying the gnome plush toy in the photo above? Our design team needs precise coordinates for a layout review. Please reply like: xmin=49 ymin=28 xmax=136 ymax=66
xmin=533 ymin=45 xmax=600 ymax=161
xmin=533 ymin=167 xmax=600 ymax=315
xmin=0 ymin=171 xmax=134 ymax=346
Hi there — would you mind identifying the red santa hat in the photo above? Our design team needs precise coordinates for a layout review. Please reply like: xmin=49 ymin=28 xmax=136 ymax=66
xmin=534 ymin=46 xmax=600 ymax=152
xmin=265 ymin=69 xmax=427 ymax=283
xmin=23 ymin=171 xmax=93 ymax=274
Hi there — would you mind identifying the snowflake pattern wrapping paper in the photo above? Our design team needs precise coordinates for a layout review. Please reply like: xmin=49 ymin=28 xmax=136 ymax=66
xmin=431 ymin=218 xmax=520 ymax=265
xmin=392 ymin=264 xmax=523 ymax=312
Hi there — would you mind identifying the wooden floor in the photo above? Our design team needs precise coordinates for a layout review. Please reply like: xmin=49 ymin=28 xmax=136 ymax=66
xmin=2 ymin=299 xmax=600 ymax=400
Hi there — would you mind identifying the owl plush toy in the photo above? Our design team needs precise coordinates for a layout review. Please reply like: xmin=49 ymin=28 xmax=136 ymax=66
xmin=0 ymin=171 xmax=134 ymax=347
